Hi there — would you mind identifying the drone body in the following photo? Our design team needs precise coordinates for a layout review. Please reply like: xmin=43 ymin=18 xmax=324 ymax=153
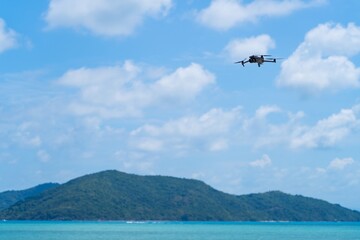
xmin=235 ymin=55 xmax=281 ymax=67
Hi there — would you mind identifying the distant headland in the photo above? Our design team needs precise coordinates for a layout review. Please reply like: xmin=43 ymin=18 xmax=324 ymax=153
xmin=1 ymin=170 xmax=360 ymax=221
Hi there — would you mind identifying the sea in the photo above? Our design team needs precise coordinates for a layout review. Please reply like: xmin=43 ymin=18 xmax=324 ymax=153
xmin=1 ymin=221 xmax=360 ymax=240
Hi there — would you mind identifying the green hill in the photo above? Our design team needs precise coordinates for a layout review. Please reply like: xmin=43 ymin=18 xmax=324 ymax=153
xmin=0 ymin=183 xmax=59 ymax=211
xmin=1 ymin=170 xmax=359 ymax=221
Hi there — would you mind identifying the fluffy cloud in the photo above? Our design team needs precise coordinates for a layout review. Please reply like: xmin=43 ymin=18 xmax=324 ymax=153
xmin=130 ymin=103 xmax=360 ymax=153
xmin=196 ymin=0 xmax=324 ymax=31
xmin=243 ymin=105 xmax=302 ymax=148
xmin=329 ymin=157 xmax=354 ymax=170
xmin=131 ymin=107 xmax=242 ymax=152
xmin=277 ymin=23 xmax=360 ymax=93
xmin=290 ymin=106 xmax=360 ymax=149
xmin=58 ymin=61 xmax=215 ymax=118
xmin=130 ymin=104 xmax=313 ymax=153
xmin=243 ymin=104 xmax=360 ymax=150
xmin=255 ymin=105 xmax=282 ymax=119
xmin=224 ymin=35 xmax=275 ymax=60
xmin=45 ymin=0 xmax=172 ymax=36
xmin=13 ymin=122 xmax=43 ymax=147
xmin=249 ymin=154 xmax=272 ymax=168
xmin=0 ymin=18 xmax=17 ymax=53
xmin=37 ymin=150 xmax=51 ymax=163
xmin=133 ymin=138 xmax=164 ymax=152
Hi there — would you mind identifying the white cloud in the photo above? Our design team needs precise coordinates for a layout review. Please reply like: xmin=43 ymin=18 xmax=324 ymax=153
xmin=243 ymin=105 xmax=302 ymax=148
xmin=45 ymin=0 xmax=172 ymax=37
xmin=255 ymin=105 xmax=282 ymax=119
xmin=329 ymin=157 xmax=354 ymax=170
xmin=224 ymin=35 xmax=275 ymax=60
xmin=209 ymin=139 xmax=228 ymax=151
xmin=290 ymin=106 xmax=360 ymax=149
xmin=28 ymin=136 xmax=42 ymax=147
xmin=277 ymin=22 xmax=360 ymax=93
xmin=131 ymin=103 xmax=353 ymax=153
xmin=242 ymin=104 xmax=360 ymax=150
xmin=37 ymin=150 xmax=51 ymax=163
xmin=196 ymin=0 xmax=324 ymax=31
xmin=58 ymin=61 xmax=215 ymax=119
xmin=0 ymin=18 xmax=17 ymax=53
xmin=304 ymin=22 xmax=360 ymax=56
xmin=13 ymin=122 xmax=43 ymax=147
xmin=132 ymin=138 xmax=163 ymax=152
xmin=153 ymin=63 xmax=216 ymax=101
xmin=132 ymin=107 xmax=241 ymax=137
xmin=131 ymin=107 xmax=242 ymax=152
xmin=128 ymin=103 xmax=355 ymax=152
xmin=249 ymin=154 xmax=272 ymax=168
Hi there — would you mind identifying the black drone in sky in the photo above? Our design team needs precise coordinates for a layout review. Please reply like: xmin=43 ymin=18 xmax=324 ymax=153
xmin=235 ymin=55 xmax=282 ymax=67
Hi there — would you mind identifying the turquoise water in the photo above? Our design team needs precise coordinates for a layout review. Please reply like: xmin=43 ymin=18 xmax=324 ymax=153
xmin=1 ymin=221 xmax=360 ymax=240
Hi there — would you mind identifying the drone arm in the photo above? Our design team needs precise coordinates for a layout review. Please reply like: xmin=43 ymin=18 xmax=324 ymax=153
xmin=235 ymin=59 xmax=249 ymax=67
xmin=263 ymin=59 xmax=276 ymax=63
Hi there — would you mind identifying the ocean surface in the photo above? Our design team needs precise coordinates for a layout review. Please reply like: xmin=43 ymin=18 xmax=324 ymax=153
xmin=1 ymin=221 xmax=360 ymax=240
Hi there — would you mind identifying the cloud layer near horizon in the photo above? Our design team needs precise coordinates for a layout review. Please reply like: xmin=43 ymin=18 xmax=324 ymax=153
xmin=129 ymin=103 xmax=360 ymax=153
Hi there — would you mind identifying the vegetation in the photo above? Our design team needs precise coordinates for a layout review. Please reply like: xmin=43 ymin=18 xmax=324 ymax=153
xmin=0 ymin=183 xmax=59 ymax=211
xmin=1 ymin=170 xmax=359 ymax=221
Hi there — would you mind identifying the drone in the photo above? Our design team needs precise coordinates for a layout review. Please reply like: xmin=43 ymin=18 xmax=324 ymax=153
xmin=235 ymin=55 xmax=282 ymax=67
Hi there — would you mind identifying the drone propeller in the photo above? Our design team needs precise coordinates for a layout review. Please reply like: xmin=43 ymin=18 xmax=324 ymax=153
xmin=264 ymin=56 xmax=283 ymax=59
xmin=265 ymin=57 xmax=284 ymax=61
xmin=234 ymin=58 xmax=247 ymax=64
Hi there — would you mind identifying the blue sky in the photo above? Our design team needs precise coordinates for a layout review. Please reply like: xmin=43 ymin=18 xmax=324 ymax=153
xmin=1 ymin=0 xmax=360 ymax=210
